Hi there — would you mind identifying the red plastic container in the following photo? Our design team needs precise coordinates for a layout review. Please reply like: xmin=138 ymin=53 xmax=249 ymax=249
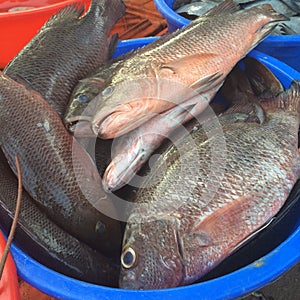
xmin=0 ymin=230 xmax=20 ymax=300
xmin=0 ymin=0 xmax=91 ymax=69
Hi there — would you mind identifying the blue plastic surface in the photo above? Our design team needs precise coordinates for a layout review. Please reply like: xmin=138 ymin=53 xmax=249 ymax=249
xmin=153 ymin=0 xmax=300 ymax=72
xmin=10 ymin=37 xmax=300 ymax=300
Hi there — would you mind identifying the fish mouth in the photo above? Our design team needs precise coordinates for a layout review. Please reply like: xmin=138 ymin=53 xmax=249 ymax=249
xmin=65 ymin=116 xmax=95 ymax=137
xmin=92 ymin=103 xmax=158 ymax=139
xmin=103 ymin=144 xmax=149 ymax=192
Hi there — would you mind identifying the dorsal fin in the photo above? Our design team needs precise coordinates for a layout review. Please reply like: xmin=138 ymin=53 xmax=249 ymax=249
xmin=203 ymin=0 xmax=240 ymax=17
xmin=43 ymin=3 xmax=85 ymax=28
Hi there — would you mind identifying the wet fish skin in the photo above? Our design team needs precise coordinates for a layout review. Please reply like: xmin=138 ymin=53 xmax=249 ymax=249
xmin=4 ymin=0 xmax=125 ymax=117
xmin=91 ymin=0 xmax=288 ymax=139
xmin=119 ymin=77 xmax=300 ymax=289
xmin=0 ymin=150 xmax=119 ymax=286
xmin=0 ymin=72 xmax=122 ymax=258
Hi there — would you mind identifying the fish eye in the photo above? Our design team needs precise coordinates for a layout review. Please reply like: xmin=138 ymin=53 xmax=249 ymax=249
xmin=77 ymin=93 xmax=89 ymax=103
xmin=121 ymin=246 xmax=137 ymax=269
xmin=102 ymin=86 xmax=114 ymax=97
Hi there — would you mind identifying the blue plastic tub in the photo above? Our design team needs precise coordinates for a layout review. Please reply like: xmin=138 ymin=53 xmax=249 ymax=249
xmin=9 ymin=37 xmax=300 ymax=300
xmin=153 ymin=0 xmax=300 ymax=72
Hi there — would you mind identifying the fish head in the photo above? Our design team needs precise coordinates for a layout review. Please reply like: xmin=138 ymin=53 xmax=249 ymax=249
xmin=103 ymin=133 xmax=155 ymax=192
xmin=119 ymin=219 xmax=184 ymax=289
xmin=64 ymin=77 xmax=106 ymax=136
xmin=91 ymin=77 xmax=187 ymax=139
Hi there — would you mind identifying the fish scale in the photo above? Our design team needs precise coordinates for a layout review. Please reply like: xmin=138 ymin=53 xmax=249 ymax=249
xmin=119 ymin=81 xmax=300 ymax=288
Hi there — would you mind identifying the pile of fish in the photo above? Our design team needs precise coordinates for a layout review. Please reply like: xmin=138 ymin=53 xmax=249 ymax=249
xmin=0 ymin=0 xmax=299 ymax=291
xmin=175 ymin=0 xmax=300 ymax=35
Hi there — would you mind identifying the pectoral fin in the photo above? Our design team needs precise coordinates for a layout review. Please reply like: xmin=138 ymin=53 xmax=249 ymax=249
xmin=187 ymin=194 xmax=257 ymax=247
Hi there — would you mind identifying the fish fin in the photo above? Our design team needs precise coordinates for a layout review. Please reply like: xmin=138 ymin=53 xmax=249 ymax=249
xmin=203 ymin=0 xmax=240 ymax=17
xmin=222 ymin=102 xmax=266 ymax=124
xmin=189 ymin=72 xmax=223 ymax=94
xmin=102 ymin=0 xmax=126 ymax=27
xmin=244 ymin=57 xmax=284 ymax=97
xmin=253 ymin=4 xmax=289 ymax=22
xmin=253 ymin=103 xmax=266 ymax=124
xmin=260 ymin=80 xmax=300 ymax=113
xmin=188 ymin=194 xmax=258 ymax=247
xmin=158 ymin=53 xmax=219 ymax=77
xmin=107 ymin=33 xmax=119 ymax=58
xmin=44 ymin=3 xmax=85 ymax=27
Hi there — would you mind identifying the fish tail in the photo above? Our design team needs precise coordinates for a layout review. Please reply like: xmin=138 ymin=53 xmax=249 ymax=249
xmin=84 ymin=0 xmax=125 ymax=28
xmin=106 ymin=0 xmax=126 ymax=24
xmin=261 ymin=81 xmax=300 ymax=114
xmin=252 ymin=4 xmax=289 ymax=22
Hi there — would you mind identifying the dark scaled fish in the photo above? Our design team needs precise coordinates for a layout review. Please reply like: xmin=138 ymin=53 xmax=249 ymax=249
xmin=0 ymin=150 xmax=119 ymax=286
xmin=89 ymin=0 xmax=288 ymax=139
xmin=119 ymin=65 xmax=300 ymax=289
xmin=0 ymin=72 xmax=122 ymax=259
xmin=4 ymin=0 xmax=125 ymax=117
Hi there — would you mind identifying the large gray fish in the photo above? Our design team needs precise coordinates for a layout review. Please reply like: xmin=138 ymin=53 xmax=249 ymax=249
xmin=0 ymin=150 xmax=119 ymax=286
xmin=4 ymin=0 xmax=125 ymax=117
xmin=86 ymin=0 xmax=287 ymax=139
xmin=0 ymin=72 xmax=122 ymax=258
xmin=119 ymin=68 xmax=300 ymax=289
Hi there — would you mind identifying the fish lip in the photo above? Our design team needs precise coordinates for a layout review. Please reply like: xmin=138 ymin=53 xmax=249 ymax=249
xmin=92 ymin=105 xmax=153 ymax=139
xmin=91 ymin=104 xmax=126 ymax=137
xmin=66 ymin=116 xmax=95 ymax=137
xmin=103 ymin=148 xmax=148 ymax=192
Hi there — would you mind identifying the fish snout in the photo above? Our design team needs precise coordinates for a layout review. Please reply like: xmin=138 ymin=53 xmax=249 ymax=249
xmin=66 ymin=117 xmax=95 ymax=137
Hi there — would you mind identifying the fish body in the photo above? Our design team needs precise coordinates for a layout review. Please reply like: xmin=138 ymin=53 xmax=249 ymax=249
xmin=4 ymin=0 xmax=125 ymax=117
xmin=119 ymin=77 xmax=300 ymax=289
xmin=0 ymin=72 xmax=122 ymax=258
xmin=90 ymin=0 xmax=287 ymax=139
xmin=0 ymin=150 xmax=119 ymax=286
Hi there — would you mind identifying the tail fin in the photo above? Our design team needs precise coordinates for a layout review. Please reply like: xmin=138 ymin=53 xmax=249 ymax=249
xmin=103 ymin=0 xmax=126 ymax=28
xmin=251 ymin=4 xmax=289 ymax=23
xmin=85 ymin=0 xmax=126 ymax=28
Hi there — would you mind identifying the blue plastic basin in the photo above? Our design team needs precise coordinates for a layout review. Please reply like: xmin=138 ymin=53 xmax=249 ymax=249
xmin=153 ymin=0 xmax=300 ymax=72
xmin=10 ymin=37 xmax=300 ymax=300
